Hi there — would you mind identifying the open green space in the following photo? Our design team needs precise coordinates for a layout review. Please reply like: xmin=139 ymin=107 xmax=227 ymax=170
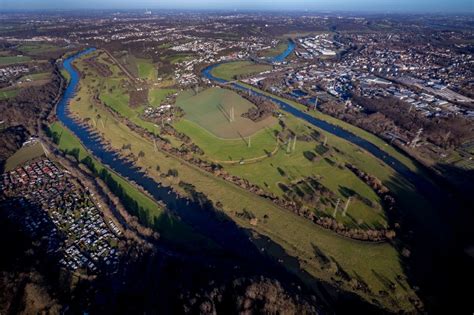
xmin=4 ymin=142 xmax=45 ymax=171
xmin=176 ymin=87 xmax=277 ymax=139
xmin=19 ymin=72 xmax=51 ymax=83
xmin=210 ymin=61 xmax=272 ymax=81
xmin=135 ymin=58 xmax=157 ymax=81
xmin=174 ymin=119 xmax=279 ymax=161
xmin=0 ymin=55 xmax=31 ymax=65
xmin=17 ymin=43 xmax=61 ymax=54
xmin=221 ymin=115 xmax=387 ymax=229
xmin=60 ymin=68 xmax=71 ymax=83
xmin=0 ymin=89 xmax=19 ymax=100
xmin=259 ymin=40 xmax=289 ymax=57
xmin=67 ymin=50 xmax=421 ymax=312
xmin=165 ymin=53 xmax=193 ymax=64
xmin=148 ymin=88 xmax=175 ymax=106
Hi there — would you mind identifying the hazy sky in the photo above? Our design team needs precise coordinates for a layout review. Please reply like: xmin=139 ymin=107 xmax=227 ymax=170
xmin=0 ymin=0 xmax=473 ymax=13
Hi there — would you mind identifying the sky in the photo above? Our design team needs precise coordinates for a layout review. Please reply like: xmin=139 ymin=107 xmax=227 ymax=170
xmin=0 ymin=0 xmax=473 ymax=13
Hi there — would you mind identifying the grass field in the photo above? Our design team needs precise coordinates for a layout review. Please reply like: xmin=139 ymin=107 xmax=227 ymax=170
xmin=17 ymin=72 xmax=51 ymax=87
xmin=135 ymin=58 xmax=157 ymax=81
xmin=223 ymin=115 xmax=387 ymax=228
xmin=0 ymin=89 xmax=19 ymax=100
xmin=48 ymin=122 xmax=215 ymax=248
xmin=21 ymin=72 xmax=51 ymax=81
xmin=4 ymin=142 xmax=45 ymax=171
xmin=66 ymin=50 xmax=422 ymax=312
xmin=0 ymin=55 xmax=31 ymax=65
xmin=259 ymin=40 xmax=289 ymax=57
xmin=174 ymin=119 xmax=280 ymax=161
xmin=165 ymin=53 xmax=193 ymax=65
xmin=210 ymin=61 xmax=272 ymax=81
xmin=176 ymin=87 xmax=277 ymax=139
xmin=148 ymin=88 xmax=175 ymax=106
xmin=17 ymin=43 xmax=62 ymax=54
xmin=60 ymin=68 xmax=71 ymax=83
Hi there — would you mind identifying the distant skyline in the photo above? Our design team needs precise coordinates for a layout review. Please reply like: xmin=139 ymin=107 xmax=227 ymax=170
xmin=0 ymin=0 xmax=473 ymax=13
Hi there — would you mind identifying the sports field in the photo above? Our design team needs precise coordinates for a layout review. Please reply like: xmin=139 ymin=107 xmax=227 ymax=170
xmin=176 ymin=87 xmax=277 ymax=139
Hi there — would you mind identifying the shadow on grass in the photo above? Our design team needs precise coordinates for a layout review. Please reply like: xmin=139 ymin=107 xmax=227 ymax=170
xmin=382 ymin=163 xmax=474 ymax=313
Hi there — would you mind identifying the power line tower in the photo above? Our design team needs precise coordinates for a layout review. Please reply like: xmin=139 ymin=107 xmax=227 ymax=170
xmin=248 ymin=136 xmax=251 ymax=148
xmin=292 ymin=135 xmax=297 ymax=152
xmin=333 ymin=198 xmax=341 ymax=218
xmin=229 ymin=106 xmax=235 ymax=122
xmin=342 ymin=197 xmax=351 ymax=217
xmin=410 ymin=128 xmax=423 ymax=148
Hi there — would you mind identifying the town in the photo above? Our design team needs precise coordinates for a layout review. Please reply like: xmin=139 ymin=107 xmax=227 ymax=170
xmin=0 ymin=157 xmax=120 ymax=274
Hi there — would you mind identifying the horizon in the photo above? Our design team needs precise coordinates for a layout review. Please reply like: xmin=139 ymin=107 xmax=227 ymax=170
xmin=0 ymin=0 xmax=473 ymax=14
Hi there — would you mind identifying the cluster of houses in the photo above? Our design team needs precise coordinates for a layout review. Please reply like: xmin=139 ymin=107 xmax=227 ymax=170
xmin=0 ymin=64 xmax=31 ymax=85
xmin=245 ymin=33 xmax=473 ymax=119
xmin=0 ymin=158 xmax=120 ymax=274
xmin=171 ymin=37 xmax=272 ymax=86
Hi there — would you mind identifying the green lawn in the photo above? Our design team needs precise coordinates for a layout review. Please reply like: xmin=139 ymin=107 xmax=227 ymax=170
xmin=259 ymin=40 xmax=289 ymax=57
xmin=210 ymin=61 xmax=272 ymax=81
xmin=148 ymin=88 xmax=175 ymax=106
xmin=174 ymin=119 xmax=280 ymax=161
xmin=17 ymin=43 xmax=61 ymax=54
xmin=176 ymin=87 xmax=277 ymax=139
xmin=60 ymin=68 xmax=71 ymax=83
xmin=135 ymin=58 xmax=157 ymax=81
xmin=0 ymin=89 xmax=19 ymax=100
xmin=166 ymin=53 xmax=193 ymax=64
xmin=0 ymin=55 xmax=31 ymax=65
xmin=19 ymin=72 xmax=51 ymax=82
xmin=4 ymin=142 xmax=45 ymax=171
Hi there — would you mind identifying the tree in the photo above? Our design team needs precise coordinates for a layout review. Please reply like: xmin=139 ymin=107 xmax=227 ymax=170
xmin=167 ymin=169 xmax=178 ymax=177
